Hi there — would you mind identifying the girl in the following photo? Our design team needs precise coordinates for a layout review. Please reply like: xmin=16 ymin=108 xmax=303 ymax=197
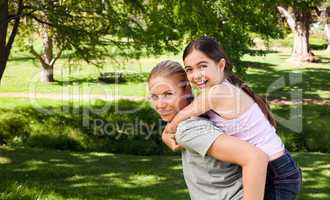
xmin=165 ymin=36 xmax=302 ymax=199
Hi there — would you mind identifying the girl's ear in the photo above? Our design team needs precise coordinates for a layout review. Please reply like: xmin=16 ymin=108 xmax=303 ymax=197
xmin=217 ymin=58 xmax=226 ymax=72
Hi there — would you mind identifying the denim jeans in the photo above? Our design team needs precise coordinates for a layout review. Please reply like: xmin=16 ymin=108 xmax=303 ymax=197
xmin=264 ymin=149 xmax=302 ymax=200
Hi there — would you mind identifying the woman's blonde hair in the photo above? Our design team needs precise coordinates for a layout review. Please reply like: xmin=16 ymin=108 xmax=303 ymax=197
xmin=148 ymin=60 xmax=193 ymax=102
xmin=148 ymin=60 xmax=190 ymax=89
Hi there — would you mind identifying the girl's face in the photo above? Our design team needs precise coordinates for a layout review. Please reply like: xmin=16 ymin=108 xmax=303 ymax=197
xmin=148 ymin=76 xmax=191 ymax=122
xmin=183 ymin=49 xmax=225 ymax=89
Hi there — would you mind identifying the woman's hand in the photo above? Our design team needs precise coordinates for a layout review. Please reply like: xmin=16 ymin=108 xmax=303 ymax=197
xmin=161 ymin=131 xmax=184 ymax=152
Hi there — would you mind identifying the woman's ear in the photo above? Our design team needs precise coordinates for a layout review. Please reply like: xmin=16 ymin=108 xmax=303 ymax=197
xmin=217 ymin=58 xmax=226 ymax=72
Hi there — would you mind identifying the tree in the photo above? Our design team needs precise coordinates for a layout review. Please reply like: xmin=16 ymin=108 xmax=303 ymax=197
xmin=0 ymin=0 xmax=184 ymax=83
xmin=0 ymin=0 xmax=23 ymax=82
xmin=1 ymin=0 xmax=290 ymax=82
xmin=319 ymin=3 xmax=330 ymax=52
xmin=312 ymin=2 xmax=330 ymax=52
xmin=165 ymin=0 xmax=282 ymax=74
xmin=276 ymin=0 xmax=326 ymax=63
xmin=1 ymin=0 xmax=110 ymax=82
xmin=27 ymin=23 xmax=62 ymax=82
xmin=326 ymin=7 xmax=330 ymax=52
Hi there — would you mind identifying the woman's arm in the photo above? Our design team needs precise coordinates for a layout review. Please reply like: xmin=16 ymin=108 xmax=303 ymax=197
xmin=207 ymin=135 xmax=268 ymax=200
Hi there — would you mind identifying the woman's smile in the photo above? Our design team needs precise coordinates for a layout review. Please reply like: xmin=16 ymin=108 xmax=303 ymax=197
xmin=148 ymin=76 xmax=190 ymax=122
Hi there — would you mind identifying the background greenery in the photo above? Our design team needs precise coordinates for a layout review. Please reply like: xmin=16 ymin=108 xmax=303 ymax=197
xmin=0 ymin=99 xmax=329 ymax=154
xmin=1 ymin=2 xmax=329 ymax=198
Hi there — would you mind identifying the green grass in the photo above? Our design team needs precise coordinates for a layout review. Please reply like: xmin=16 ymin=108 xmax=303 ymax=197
xmin=0 ymin=146 xmax=188 ymax=200
xmin=0 ymin=54 xmax=179 ymax=96
xmin=0 ymin=146 xmax=329 ymax=200
xmin=242 ymin=49 xmax=330 ymax=99
xmin=269 ymin=32 xmax=328 ymax=50
xmin=0 ymin=97 xmax=128 ymax=109
xmin=1 ymin=39 xmax=329 ymax=100
xmin=0 ymin=97 xmax=81 ymax=108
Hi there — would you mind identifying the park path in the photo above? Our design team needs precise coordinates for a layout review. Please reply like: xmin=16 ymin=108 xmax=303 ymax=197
xmin=0 ymin=92 xmax=329 ymax=105
xmin=0 ymin=92 xmax=145 ymax=101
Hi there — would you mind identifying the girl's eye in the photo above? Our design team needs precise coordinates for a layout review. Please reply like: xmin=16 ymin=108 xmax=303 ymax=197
xmin=200 ymin=65 xmax=208 ymax=69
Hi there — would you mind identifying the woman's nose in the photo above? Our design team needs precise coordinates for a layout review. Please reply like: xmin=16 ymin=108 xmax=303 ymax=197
xmin=155 ymin=99 xmax=167 ymax=110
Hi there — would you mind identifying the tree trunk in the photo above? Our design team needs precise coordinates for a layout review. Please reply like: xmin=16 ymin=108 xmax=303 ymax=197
xmin=0 ymin=0 xmax=23 ymax=83
xmin=0 ymin=0 xmax=9 ymax=82
xmin=325 ymin=6 xmax=330 ymax=52
xmin=40 ymin=65 xmax=54 ymax=82
xmin=277 ymin=6 xmax=319 ymax=63
xmin=326 ymin=24 xmax=330 ymax=52
xmin=30 ymin=23 xmax=62 ymax=83
xmin=291 ymin=21 xmax=313 ymax=62
xmin=40 ymin=24 xmax=55 ymax=83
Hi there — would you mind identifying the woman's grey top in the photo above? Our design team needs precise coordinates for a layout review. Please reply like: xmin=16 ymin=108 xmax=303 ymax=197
xmin=176 ymin=117 xmax=243 ymax=200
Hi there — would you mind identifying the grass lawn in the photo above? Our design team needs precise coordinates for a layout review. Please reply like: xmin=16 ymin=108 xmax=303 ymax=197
xmin=1 ymin=42 xmax=329 ymax=100
xmin=0 ymin=97 xmax=81 ymax=109
xmin=0 ymin=54 xmax=178 ymax=97
xmin=242 ymin=49 xmax=330 ymax=100
xmin=0 ymin=146 xmax=329 ymax=200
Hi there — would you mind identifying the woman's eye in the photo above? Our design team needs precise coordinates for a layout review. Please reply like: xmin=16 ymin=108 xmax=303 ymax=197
xmin=164 ymin=92 xmax=173 ymax=97
xmin=200 ymin=65 xmax=208 ymax=69
xmin=185 ymin=68 xmax=192 ymax=73
xmin=150 ymin=95 xmax=158 ymax=100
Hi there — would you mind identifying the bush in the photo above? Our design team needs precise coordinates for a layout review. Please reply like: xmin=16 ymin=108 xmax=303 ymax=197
xmin=98 ymin=72 xmax=149 ymax=84
xmin=274 ymin=104 xmax=330 ymax=153
xmin=0 ymin=100 xmax=176 ymax=155
xmin=0 ymin=112 xmax=31 ymax=146
xmin=0 ymin=101 xmax=328 ymax=154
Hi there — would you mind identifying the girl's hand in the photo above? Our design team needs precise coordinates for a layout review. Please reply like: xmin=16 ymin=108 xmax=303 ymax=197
xmin=161 ymin=131 xmax=184 ymax=152
xmin=164 ymin=121 xmax=178 ymax=134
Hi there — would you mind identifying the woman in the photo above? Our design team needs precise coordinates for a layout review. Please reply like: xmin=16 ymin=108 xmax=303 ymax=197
xmin=148 ymin=60 xmax=268 ymax=200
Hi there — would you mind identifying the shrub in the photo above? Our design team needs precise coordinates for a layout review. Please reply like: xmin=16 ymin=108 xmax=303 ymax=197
xmin=0 ymin=101 xmax=328 ymax=154
xmin=0 ymin=112 xmax=31 ymax=146
xmin=273 ymin=104 xmax=330 ymax=153
xmin=0 ymin=100 xmax=177 ymax=155
xmin=98 ymin=72 xmax=149 ymax=84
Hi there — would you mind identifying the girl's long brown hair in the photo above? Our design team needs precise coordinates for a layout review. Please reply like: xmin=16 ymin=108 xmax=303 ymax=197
xmin=183 ymin=36 xmax=276 ymax=127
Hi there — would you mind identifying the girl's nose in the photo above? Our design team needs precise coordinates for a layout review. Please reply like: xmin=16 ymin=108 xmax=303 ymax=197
xmin=193 ymin=70 xmax=203 ymax=81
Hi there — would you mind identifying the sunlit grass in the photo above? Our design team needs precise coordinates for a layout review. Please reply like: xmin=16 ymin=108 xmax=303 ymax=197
xmin=1 ymin=41 xmax=329 ymax=100
xmin=0 ymin=146 xmax=329 ymax=200
xmin=0 ymin=146 xmax=188 ymax=200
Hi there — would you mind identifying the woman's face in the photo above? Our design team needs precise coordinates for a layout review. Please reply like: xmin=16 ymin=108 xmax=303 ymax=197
xmin=148 ymin=76 xmax=191 ymax=122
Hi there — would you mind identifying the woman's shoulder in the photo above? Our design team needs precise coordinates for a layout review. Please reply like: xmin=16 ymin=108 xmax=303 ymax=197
xmin=177 ymin=116 xmax=221 ymax=135
xmin=178 ymin=116 xmax=211 ymax=128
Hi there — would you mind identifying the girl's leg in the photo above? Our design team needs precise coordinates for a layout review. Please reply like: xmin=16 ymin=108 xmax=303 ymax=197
xmin=268 ymin=150 xmax=302 ymax=200
xmin=264 ymin=166 xmax=275 ymax=200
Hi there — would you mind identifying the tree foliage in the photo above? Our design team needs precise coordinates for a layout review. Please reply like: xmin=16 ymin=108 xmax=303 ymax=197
xmin=1 ymin=0 xmax=184 ymax=82
xmin=1 ymin=0 xmax=292 ymax=82
xmin=153 ymin=0 xmax=283 ymax=74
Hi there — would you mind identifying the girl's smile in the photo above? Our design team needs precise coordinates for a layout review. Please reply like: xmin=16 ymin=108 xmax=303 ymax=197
xmin=183 ymin=49 xmax=226 ymax=89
